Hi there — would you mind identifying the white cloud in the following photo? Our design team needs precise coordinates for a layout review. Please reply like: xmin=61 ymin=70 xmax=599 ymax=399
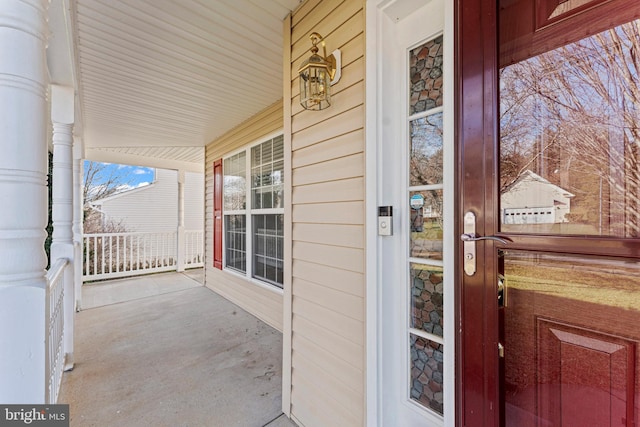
xmin=133 ymin=168 xmax=151 ymax=175
xmin=115 ymin=184 xmax=135 ymax=192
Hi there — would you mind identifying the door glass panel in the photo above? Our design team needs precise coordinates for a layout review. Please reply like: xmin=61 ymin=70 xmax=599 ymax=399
xmin=499 ymin=18 xmax=640 ymax=237
xmin=410 ymin=263 xmax=443 ymax=336
xmin=409 ymin=35 xmax=443 ymax=115
xmin=410 ymin=190 xmax=443 ymax=260
xmin=410 ymin=334 xmax=444 ymax=415
xmin=410 ymin=113 xmax=443 ymax=187
xmin=501 ymin=250 xmax=640 ymax=426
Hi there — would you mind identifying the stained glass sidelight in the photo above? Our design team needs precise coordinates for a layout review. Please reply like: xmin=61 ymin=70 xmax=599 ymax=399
xmin=407 ymin=33 xmax=446 ymax=418
xmin=409 ymin=36 xmax=444 ymax=115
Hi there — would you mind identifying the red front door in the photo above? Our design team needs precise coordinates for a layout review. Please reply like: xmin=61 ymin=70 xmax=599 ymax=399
xmin=458 ymin=1 xmax=640 ymax=426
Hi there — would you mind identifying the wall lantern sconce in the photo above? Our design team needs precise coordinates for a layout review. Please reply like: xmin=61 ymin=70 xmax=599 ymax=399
xmin=298 ymin=32 xmax=341 ymax=111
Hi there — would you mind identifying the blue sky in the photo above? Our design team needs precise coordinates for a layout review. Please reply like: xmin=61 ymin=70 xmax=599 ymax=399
xmin=84 ymin=161 xmax=155 ymax=194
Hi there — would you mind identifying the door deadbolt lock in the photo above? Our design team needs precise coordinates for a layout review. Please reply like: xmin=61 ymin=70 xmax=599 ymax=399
xmin=461 ymin=211 xmax=510 ymax=276
xmin=462 ymin=212 xmax=477 ymax=276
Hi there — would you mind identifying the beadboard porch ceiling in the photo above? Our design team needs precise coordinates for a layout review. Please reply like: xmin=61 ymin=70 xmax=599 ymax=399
xmin=61 ymin=0 xmax=302 ymax=171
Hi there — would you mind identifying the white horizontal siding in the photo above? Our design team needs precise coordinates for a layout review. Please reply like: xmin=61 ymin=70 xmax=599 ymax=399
xmin=97 ymin=168 xmax=204 ymax=233
xmin=99 ymin=169 xmax=177 ymax=232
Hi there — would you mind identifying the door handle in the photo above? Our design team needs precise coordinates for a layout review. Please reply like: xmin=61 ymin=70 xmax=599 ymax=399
xmin=461 ymin=212 xmax=510 ymax=276
xmin=460 ymin=233 xmax=510 ymax=244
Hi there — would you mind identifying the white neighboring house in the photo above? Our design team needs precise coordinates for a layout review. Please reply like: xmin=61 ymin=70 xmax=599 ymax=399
xmin=90 ymin=168 xmax=204 ymax=233
xmin=501 ymin=170 xmax=575 ymax=225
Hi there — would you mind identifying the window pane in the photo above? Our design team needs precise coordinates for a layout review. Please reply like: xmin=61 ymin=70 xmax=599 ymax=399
xmin=252 ymin=214 xmax=283 ymax=287
xmin=224 ymin=215 xmax=246 ymax=273
xmin=410 ymin=334 xmax=444 ymax=415
xmin=273 ymin=161 xmax=284 ymax=185
xmin=262 ymin=163 xmax=273 ymax=186
xmin=252 ymin=144 xmax=261 ymax=168
xmin=410 ymin=190 xmax=443 ymax=260
xmin=273 ymin=135 xmax=284 ymax=160
xmin=252 ymin=136 xmax=285 ymax=210
xmin=409 ymin=35 xmax=444 ymax=115
xmin=253 ymin=186 xmax=262 ymax=209
xmin=500 ymin=19 xmax=640 ymax=237
xmin=261 ymin=140 xmax=273 ymax=164
xmin=223 ymin=152 xmax=246 ymax=211
xmin=262 ymin=190 xmax=272 ymax=209
xmin=273 ymin=184 xmax=284 ymax=209
xmin=410 ymin=113 xmax=443 ymax=187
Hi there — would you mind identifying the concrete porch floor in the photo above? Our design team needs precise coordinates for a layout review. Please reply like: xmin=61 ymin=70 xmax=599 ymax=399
xmin=59 ymin=270 xmax=296 ymax=427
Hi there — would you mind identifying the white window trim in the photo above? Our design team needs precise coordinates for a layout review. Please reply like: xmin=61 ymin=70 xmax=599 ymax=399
xmin=221 ymin=131 xmax=285 ymax=288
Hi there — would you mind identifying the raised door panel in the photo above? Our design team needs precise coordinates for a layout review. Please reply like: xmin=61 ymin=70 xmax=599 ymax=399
xmin=537 ymin=319 xmax=634 ymax=427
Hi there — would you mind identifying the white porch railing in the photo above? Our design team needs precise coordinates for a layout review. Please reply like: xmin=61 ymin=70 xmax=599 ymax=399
xmin=184 ymin=229 xmax=204 ymax=267
xmin=45 ymin=258 xmax=70 ymax=404
xmin=83 ymin=230 xmax=204 ymax=282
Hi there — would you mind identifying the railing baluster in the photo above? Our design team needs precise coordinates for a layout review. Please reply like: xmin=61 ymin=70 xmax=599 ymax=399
xmin=186 ymin=232 xmax=191 ymax=264
xmin=108 ymin=235 xmax=112 ymax=274
xmin=129 ymin=235 xmax=132 ymax=271
xmin=93 ymin=236 xmax=97 ymax=276
xmin=84 ymin=237 xmax=88 ymax=276
xmin=116 ymin=235 xmax=120 ymax=273
xmin=100 ymin=236 xmax=104 ymax=275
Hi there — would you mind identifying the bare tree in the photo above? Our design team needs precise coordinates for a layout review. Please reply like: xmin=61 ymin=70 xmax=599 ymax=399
xmin=83 ymin=161 xmax=133 ymax=233
xmin=83 ymin=161 xmax=135 ymax=204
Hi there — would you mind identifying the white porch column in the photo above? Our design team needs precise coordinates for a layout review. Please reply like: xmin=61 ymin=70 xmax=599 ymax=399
xmin=0 ymin=0 xmax=50 ymax=403
xmin=50 ymin=85 xmax=75 ymax=371
xmin=176 ymin=170 xmax=186 ymax=272
xmin=73 ymin=137 xmax=84 ymax=311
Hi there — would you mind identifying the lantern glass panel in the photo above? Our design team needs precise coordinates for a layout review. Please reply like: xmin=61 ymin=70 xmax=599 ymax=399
xmin=300 ymin=64 xmax=331 ymax=110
